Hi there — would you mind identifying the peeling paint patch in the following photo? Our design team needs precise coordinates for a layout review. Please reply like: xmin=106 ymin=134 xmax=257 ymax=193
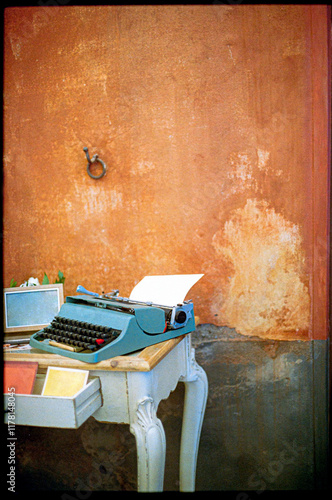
xmin=131 ymin=160 xmax=156 ymax=176
xmin=224 ymin=149 xmax=284 ymax=199
xmin=212 ymin=199 xmax=310 ymax=339
xmin=229 ymin=152 xmax=253 ymax=181
xmin=65 ymin=184 xmax=123 ymax=228
xmin=8 ymin=35 xmax=21 ymax=60
xmin=257 ymin=149 xmax=270 ymax=170
xmin=109 ymin=188 xmax=123 ymax=210
xmin=226 ymin=152 xmax=258 ymax=195
xmin=226 ymin=43 xmax=236 ymax=65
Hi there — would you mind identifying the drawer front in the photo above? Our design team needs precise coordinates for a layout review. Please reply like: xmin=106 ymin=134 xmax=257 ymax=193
xmin=90 ymin=370 xmax=129 ymax=424
xmin=4 ymin=377 xmax=102 ymax=429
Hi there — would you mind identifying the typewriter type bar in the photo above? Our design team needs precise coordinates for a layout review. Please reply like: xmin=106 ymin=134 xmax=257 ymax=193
xmin=29 ymin=289 xmax=196 ymax=363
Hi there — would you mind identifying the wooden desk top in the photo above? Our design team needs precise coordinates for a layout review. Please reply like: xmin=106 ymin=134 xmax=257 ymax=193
xmin=3 ymin=334 xmax=187 ymax=372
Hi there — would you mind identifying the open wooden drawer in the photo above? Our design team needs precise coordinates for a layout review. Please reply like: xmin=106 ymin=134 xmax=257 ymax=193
xmin=4 ymin=373 xmax=102 ymax=429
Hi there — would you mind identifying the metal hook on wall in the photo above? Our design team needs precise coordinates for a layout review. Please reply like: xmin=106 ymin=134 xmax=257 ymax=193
xmin=83 ymin=147 xmax=107 ymax=179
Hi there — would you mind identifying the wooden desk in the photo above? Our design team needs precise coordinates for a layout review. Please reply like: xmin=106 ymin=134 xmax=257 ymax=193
xmin=4 ymin=334 xmax=208 ymax=492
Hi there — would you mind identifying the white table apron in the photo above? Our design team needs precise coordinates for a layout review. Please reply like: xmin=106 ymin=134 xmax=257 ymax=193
xmin=89 ymin=334 xmax=208 ymax=492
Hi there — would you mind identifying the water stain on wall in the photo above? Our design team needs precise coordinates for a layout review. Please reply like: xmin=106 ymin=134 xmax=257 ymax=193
xmin=211 ymin=199 xmax=310 ymax=340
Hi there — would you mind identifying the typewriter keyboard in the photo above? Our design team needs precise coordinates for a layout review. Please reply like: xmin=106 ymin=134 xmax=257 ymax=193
xmin=38 ymin=316 xmax=121 ymax=352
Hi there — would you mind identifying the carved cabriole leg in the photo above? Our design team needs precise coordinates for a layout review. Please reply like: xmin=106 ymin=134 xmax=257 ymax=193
xmin=179 ymin=338 xmax=208 ymax=492
xmin=129 ymin=396 xmax=166 ymax=492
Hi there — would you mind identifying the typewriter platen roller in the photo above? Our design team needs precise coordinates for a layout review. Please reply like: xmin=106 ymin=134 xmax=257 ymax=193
xmin=29 ymin=285 xmax=196 ymax=363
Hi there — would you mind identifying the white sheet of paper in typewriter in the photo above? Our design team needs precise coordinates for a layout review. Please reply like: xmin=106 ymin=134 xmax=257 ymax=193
xmin=129 ymin=274 xmax=204 ymax=307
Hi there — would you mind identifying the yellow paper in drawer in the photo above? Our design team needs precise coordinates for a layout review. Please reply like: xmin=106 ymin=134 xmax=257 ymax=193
xmin=42 ymin=366 xmax=89 ymax=397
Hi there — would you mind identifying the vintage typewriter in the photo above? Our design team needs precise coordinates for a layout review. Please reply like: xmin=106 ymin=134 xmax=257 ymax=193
xmin=29 ymin=285 xmax=196 ymax=363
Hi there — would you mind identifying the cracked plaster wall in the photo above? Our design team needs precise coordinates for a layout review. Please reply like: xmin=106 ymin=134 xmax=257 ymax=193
xmin=3 ymin=5 xmax=329 ymax=340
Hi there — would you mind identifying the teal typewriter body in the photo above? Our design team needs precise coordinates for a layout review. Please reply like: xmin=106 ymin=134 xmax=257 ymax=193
xmin=29 ymin=288 xmax=196 ymax=363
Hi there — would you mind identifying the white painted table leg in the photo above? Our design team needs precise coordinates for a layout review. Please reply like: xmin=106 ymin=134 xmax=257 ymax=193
xmin=129 ymin=396 xmax=166 ymax=492
xmin=179 ymin=352 xmax=208 ymax=492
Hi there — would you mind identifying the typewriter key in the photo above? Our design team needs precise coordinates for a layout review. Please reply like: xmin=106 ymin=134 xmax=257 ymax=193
xmin=87 ymin=345 xmax=97 ymax=351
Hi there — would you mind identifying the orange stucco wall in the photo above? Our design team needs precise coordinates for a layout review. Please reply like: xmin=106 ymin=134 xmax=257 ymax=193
xmin=3 ymin=5 xmax=330 ymax=340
